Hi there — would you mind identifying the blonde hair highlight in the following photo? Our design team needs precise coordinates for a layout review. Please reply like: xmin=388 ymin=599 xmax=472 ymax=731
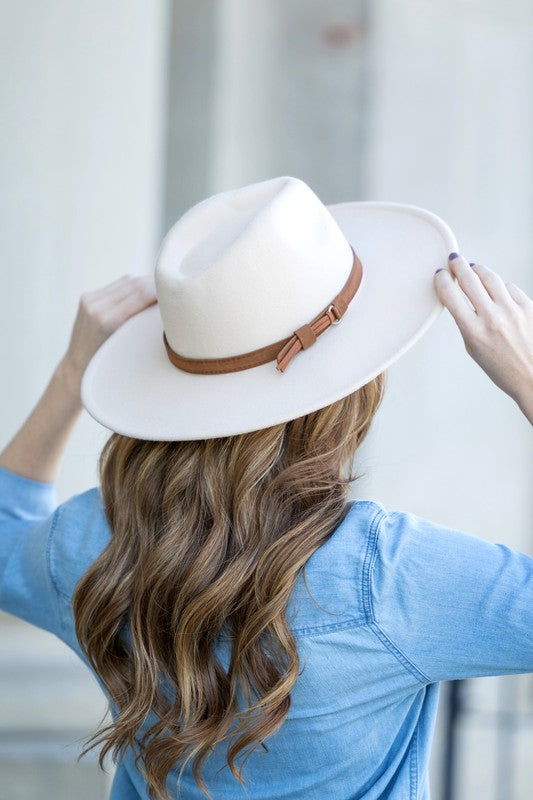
xmin=73 ymin=374 xmax=385 ymax=799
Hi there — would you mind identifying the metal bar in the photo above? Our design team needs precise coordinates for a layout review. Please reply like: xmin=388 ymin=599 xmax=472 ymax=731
xmin=442 ymin=680 xmax=464 ymax=800
xmin=495 ymin=677 xmax=519 ymax=800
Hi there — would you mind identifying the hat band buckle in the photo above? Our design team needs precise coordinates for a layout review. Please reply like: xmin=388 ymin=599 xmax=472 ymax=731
xmin=327 ymin=304 xmax=342 ymax=325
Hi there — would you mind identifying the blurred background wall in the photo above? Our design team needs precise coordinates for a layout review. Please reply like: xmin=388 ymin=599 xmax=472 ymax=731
xmin=0 ymin=1 xmax=532 ymax=798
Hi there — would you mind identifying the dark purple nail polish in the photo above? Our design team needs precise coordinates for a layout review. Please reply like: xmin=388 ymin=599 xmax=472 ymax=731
xmin=448 ymin=252 xmax=459 ymax=260
xmin=435 ymin=268 xmax=446 ymax=274
xmin=469 ymin=262 xmax=475 ymax=267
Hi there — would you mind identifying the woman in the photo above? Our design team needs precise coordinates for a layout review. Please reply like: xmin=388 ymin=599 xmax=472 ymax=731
xmin=0 ymin=177 xmax=532 ymax=800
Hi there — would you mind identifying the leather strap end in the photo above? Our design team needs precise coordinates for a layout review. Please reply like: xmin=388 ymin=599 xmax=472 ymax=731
xmin=276 ymin=336 xmax=302 ymax=372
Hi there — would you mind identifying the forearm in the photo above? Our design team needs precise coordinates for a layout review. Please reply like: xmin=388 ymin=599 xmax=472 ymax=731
xmin=0 ymin=359 xmax=83 ymax=483
xmin=516 ymin=382 xmax=533 ymax=426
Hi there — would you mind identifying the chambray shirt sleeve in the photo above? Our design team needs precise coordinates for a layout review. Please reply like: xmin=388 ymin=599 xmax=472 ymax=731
xmin=369 ymin=509 xmax=533 ymax=683
xmin=0 ymin=464 xmax=66 ymax=636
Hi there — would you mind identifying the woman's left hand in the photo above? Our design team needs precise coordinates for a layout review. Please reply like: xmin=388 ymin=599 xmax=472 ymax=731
xmin=0 ymin=274 xmax=156 ymax=481
xmin=59 ymin=273 xmax=157 ymax=395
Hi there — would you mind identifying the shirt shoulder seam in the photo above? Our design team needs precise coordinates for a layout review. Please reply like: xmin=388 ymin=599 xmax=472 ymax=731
xmin=362 ymin=508 xmax=431 ymax=685
xmin=361 ymin=505 xmax=385 ymax=623
xmin=46 ymin=503 xmax=71 ymax=601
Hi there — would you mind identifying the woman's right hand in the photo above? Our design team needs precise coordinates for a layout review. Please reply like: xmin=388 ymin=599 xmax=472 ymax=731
xmin=434 ymin=253 xmax=533 ymax=424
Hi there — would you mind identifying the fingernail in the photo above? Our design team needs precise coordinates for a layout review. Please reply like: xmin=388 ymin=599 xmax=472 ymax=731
xmin=435 ymin=268 xmax=446 ymax=274
xmin=448 ymin=252 xmax=459 ymax=260
xmin=469 ymin=262 xmax=475 ymax=267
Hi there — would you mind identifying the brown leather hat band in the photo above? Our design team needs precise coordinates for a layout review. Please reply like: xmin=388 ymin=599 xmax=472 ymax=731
xmin=163 ymin=248 xmax=363 ymax=375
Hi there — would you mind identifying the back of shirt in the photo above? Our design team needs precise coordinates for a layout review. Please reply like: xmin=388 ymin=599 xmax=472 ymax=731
xmin=1 ymin=464 xmax=533 ymax=799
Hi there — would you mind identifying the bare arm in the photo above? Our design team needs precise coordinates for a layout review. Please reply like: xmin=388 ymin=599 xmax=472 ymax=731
xmin=0 ymin=274 xmax=157 ymax=482
xmin=0 ymin=363 xmax=83 ymax=483
xmin=434 ymin=253 xmax=533 ymax=424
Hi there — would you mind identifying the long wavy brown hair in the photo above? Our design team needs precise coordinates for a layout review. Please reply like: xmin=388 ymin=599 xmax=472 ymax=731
xmin=72 ymin=373 xmax=385 ymax=800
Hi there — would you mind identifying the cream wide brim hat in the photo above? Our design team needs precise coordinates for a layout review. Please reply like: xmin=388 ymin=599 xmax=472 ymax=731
xmin=81 ymin=177 xmax=458 ymax=441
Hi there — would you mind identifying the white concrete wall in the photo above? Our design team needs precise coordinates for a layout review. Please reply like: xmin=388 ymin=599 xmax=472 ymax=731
xmin=0 ymin=0 xmax=170 ymax=503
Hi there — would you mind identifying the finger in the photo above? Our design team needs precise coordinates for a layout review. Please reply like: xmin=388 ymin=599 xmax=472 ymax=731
xmin=506 ymin=280 xmax=533 ymax=308
xmin=101 ymin=281 xmax=157 ymax=329
xmin=448 ymin=253 xmax=494 ymax=316
xmin=90 ymin=275 xmax=156 ymax=311
xmin=84 ymin=274 xmax=133 ymax=300
xmin=88 ymin=273 xmax=154 ymax=303
xmin=469 ymin=262 xmax=516 ymax=310
xmin=434 ymin=267 xmax=477 ymax=333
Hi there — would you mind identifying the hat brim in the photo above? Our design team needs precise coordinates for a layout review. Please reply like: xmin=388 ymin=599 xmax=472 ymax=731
xmin=81 ymin=201 xmax=457 ymax=440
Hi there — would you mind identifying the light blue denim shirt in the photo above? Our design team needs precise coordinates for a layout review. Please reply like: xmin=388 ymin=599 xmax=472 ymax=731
xmin=1 ymin=462 xmax=533 ymax=799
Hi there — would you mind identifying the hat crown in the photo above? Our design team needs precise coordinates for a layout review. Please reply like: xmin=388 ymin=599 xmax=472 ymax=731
xmin=155 ymin=176 xmax=353 ymax=358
